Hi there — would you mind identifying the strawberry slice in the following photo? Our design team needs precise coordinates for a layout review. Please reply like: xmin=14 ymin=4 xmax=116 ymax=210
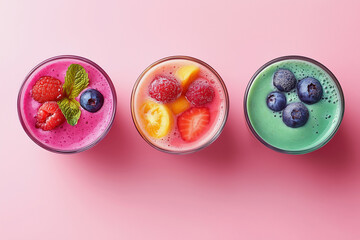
xmin=36 ymin=101 xmax=65 ymax=131
xmin=177 ymin=107 xmax=210 ymax=142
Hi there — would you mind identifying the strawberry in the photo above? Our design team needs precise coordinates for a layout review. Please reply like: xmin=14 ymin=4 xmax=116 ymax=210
xmin=31 ymin=76 xmax=63 ymax=103
xmin=35 ymin=101 xmax=65 ymax=131
xmin=177 ymin=107 xmax=210 ymax=142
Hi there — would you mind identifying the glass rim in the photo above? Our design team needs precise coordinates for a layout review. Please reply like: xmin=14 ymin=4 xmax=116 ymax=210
xmin=17 ymin=55 xmax=117 ymax=154
xmin=131 ymin=55 xmax=230 ymax=154
xmin=243 ymin=55 xmax=345 ymax=155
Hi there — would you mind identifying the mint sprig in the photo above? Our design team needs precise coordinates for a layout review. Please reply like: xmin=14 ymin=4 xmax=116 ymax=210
xmin=58 ymin=64 xmax=89 ymax=126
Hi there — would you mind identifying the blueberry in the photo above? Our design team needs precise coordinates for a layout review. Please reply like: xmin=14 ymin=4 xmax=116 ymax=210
xmin=282 ymin=102 xmax=309 ymax=128
xmin=266 ymin=91 xmax=287 ymax=111
xmin=80 ymin=89 xmax=104 ymax=113
xmin=297 ymin=77 xmax=323 ymax=104
xmin=273 ymin=69 xmax=297 ymax=92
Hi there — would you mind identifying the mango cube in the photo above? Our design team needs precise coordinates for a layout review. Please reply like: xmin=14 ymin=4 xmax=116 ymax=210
xmin=169 ymin=96 xmax=191 ymax=115
xmin=175 ymin=65 xmax=200 ymax=90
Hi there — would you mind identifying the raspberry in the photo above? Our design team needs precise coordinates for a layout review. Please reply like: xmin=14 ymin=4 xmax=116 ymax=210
xmin=148 ymin=75 xmax=181 ymax=103
xmin=31 ymin=76 xmax=63 ymax=103
xmin=35 ymin=101 xmax=65 ymax=131
xmin=185 ymin=79 xmax=215 ymax=106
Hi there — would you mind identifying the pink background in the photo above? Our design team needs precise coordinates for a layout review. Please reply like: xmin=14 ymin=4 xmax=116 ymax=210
xmin=1 ymin=0 xmax=360 ymax=239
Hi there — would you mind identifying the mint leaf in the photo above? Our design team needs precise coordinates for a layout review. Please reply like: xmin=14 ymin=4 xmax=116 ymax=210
xmin=63 ymin=64 xmax=89 ymax=99
xmin=57 ymin=98 xmax=81 ymax=126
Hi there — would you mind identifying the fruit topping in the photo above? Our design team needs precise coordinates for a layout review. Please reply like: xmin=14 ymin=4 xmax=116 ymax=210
xmin=185 ymin=79 xmax=215 ymax=106
xmin=169 ymin=95 xmax=191 ymax=115
xmin=140 ymin=101 xmax=172 ymax=139
xmin=35 ymin=101 xmax=65 ymax=131
xmin=297 ymin=77 xmax=323 ymax=104
xmin=177 ymin=107 xmax=210 ymax=142
xmin=282 ymin=102 xmax=309 ymax=128
xmin=175 ymin=65 xmax=200 ymax=91
xmin=148 ymin=75 xmax=181 ymax=103
xmin=31 ymin=76 xmax=63 ymax=103
xmin=80 ymin=89 xmax=104 ymax=113
xmin=273 ymin=69 xmax=297 ymax=92
xmin=266 ymin=91 xmax=287 ymax=111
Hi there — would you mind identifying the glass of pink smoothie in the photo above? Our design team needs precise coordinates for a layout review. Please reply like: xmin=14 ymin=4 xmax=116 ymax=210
xmin=18 ymin=55 xmax=117 ymax=153
xmin=131 ymin=56 xmax=229 ymax=154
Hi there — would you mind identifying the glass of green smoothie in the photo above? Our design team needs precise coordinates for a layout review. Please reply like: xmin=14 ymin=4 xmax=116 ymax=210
xmin=244 ymin=56 xmax=345 ymax=154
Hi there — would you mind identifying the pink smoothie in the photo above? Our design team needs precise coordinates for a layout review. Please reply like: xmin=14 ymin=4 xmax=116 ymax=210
xmin=18 ymin=56 xmax=116 ymax=153
xmin=132 ymin=57 xmax=228 ymax=153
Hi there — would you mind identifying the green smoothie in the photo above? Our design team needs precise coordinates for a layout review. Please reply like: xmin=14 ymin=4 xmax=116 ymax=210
xmin=245 ymin=57 xmax=344 ymax=154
